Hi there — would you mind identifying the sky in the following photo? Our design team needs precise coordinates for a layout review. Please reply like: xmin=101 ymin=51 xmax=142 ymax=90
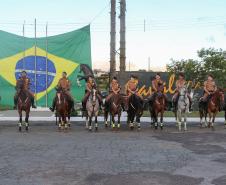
xmin=0 ymin=0 xmax=226 ymax=71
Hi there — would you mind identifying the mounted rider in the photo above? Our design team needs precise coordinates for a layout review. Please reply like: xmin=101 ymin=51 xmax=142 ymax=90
xmin=105 ymin=76 xmax=121 ymax=102
xmin=49 ymin=72 xmax=75 ymax=112
xmin=125 ymin=75 xmax=143 ymax=99
xmin=13 ymin=71 xmax=36 ymax=109
xmin=82 ymin=75 xmax=102 ymax=111
xmin=147 ymin=73 xmax=168 ymax=109
xmin=199 ymin=74 xmax=217 ymax=108
xmin=172 ymin=72 xmax=192 ymax=112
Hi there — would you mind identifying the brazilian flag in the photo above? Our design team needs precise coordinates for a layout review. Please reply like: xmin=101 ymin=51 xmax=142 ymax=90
xmin=0 ymin=25 xmax=91 ymax=107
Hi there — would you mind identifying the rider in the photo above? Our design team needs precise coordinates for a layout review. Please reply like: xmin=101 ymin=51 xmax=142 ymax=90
xmin=125 ymin=75 xmax=143 ymax=99
xmin=13 ymin=71 xmax=36 ymax=109
xmin=172 ymin=72 xmax=192 ymax=112
xmin=82 ymin=75 xmax=102 ymax=111
xmin=147 ymin=73 xmax=168 ymax=109
xmin=200 ymin=74 xmax=217 ymax=107
xmin=49 ymin=72 xmax=75 ymax=112
xmin=105 ymin=76 xmax=121 ymax=103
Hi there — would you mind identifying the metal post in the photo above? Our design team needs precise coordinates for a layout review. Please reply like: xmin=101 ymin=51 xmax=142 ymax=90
xmin=34 ymin=18 xmax=37 ymax=105
xmin=119 ymin=0 xmax=126 ymax=72
xmin=23 ymin=21 xmax=25 ymax=71
xmin=148 ymin=57 xmax=150 ymax=71
xmin=45 ymin=22 xmax=48 ymax=107
xmin=110 ymin=0 xmax=116 ymax=79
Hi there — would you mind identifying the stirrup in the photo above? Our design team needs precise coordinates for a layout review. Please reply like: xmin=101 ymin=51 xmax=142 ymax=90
xmin=32 ymin=105 xmax=37 ymax=109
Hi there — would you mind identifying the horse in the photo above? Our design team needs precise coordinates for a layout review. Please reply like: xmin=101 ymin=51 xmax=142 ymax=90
xmin=85 ymin=89 xmax=100 ymax=131
xmin=127 ymin=93 xmax=143 ymax=130
xmin=55 ymin=90 xmax=71 ymax=131
xmin=104 ymin=93 xmax=123 ymax=130
xmin=199 ymin=88 xmax=224 ymax=130
xmin=176 ymin=86 xmax=193 ymax=131
xmin=17 ymin=89 xmax=31 ymax=132
xmin=149 ymin=91 xmax=166 ymax=130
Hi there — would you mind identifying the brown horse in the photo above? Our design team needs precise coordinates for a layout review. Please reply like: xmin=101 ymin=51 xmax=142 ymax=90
xmin=149 ymin=92 xmax=166 ymax=130
xmin=17 ymin=89 xmax=31 ymax=132
xmin=104 ymin=93 xmax=123 ymax=130
xmin=55 ymin=90 xmax=71 ymax=131
xmin=199 ymin=88 xmax=224 ymax=130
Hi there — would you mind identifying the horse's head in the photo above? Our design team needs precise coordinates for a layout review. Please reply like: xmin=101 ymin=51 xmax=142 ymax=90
xmin=179 ymin=86 xmax=187 ymax=97
xmin=90 ymin=88 xmax=97 ymax=105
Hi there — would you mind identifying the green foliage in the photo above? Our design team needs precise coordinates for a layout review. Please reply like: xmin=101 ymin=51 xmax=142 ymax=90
xmin=166 ymin=48 xmax=226 ymax=88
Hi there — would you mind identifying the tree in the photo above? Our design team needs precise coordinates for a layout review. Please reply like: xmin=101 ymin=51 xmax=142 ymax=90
xmin=167 ymin=48 xmax=226 ymax=88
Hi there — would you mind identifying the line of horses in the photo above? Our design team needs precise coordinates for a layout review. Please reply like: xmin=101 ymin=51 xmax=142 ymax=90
xmin=15 ymin=86 xmax=226 ymax=132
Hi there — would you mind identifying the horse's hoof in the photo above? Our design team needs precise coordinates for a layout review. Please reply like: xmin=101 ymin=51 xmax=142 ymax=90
xmin=155 ymin=126 xmax=158 ymax=130
xmin=95 ymin=127 xmax=98 ymax=131
xmin=137 ymin=126 xmax=141 ymax=131
xmin=160 ymin=126 xmax=163 ymax=130
xmin=117 ymin=124 xmax=121 ymax=129
xmin=130 ymin=126 xmax=134 ymax=130
xmin=89 ymin=126 xmax=92 ymax=132
xmin=25 ymin=126 xmax=28 ymax=131
xmin=19 ymin=126 xmax=22 ymax=132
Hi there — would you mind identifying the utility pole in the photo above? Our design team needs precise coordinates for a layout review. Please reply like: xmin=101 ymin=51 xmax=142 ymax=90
xmin=148 ymin=57 xmax=150 ymax=71
xmin=110 ymin=0 xmax=116 ymax=79
xmin=119 ymin=0 xmax=126 ymax=72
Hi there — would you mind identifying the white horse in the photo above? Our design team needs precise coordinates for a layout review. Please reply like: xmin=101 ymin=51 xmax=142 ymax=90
xmin=176 ymin=85 xmax=193 ymax=131
xmin=85 ymin=89 xmax=100 ymax=131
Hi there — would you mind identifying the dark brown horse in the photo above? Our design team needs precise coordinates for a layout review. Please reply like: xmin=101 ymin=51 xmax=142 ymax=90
xmin=17 ymin=89 xmax=31 ymax=132
xmin=150 ymin=92 xmax=166 ymax=130
xmin=199 ymin=88 xmax=224 ymax=130
xmin=127 ymin=94 xmax=143 ymax=130
xmin=55 ymin=90 xmax=71 ymax=131
xmin=104 ymin=93 xmax=123 ymax=130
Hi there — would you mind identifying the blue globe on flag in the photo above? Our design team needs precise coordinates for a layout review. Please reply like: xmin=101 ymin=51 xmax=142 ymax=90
xmin=15 ymin=56 xmax=56 ymax=93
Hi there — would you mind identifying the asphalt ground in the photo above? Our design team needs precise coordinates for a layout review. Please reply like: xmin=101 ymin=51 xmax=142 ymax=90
xmin=0 ymin=120 xmax=226 ymax=185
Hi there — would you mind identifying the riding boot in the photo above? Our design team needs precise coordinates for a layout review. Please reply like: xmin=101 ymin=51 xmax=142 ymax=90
xmin=71 ymin=100 xmax=75 ymax=112
xmin=82 ymin=101 xmax=86 ymax=111
xmin=13 ymin=97 xmax=18 ymax=109
xmin=31 ymin=96 xmax=37 ymax=108
xmin=49 ymin=98 xmax=56 ymax=112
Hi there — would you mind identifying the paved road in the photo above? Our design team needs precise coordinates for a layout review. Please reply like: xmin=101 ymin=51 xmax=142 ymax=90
xmin=0 ymin=122 xmax=226 ymax=185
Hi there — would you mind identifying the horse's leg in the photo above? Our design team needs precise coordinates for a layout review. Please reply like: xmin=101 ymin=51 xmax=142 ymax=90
xmin=154 ymin=111 xmax=158 ymax=130
xmin=25 ymin=110 xmax=29 ymax=131
xmin=64 ymin=113 xmax=68 ymax=130
xmin=136 ymin=114 xmax=141 ymax=130
xmin=204 ymin=110 xmax=208 ymax=127
xmin=177 ymin=110 xmax=182 ymax=131
xmin=104 ymin=109 xmax=109 ymax=127
xmin=58 ymin=116 xmax=62 ymax=130
xmin=130 ymin=112 xmax=135 ymax=130
xmin=18 ymin=110 xmax=22 ymax=132
xmin=85 ymin=114 xmax=89 ymax=129
xmin=199 ymin=109 xmax=203 ymax=128
xmin=184 ymin=110 xmax=187 ymax=131
xmin=160 ymin=110 xmax=164 ymax=130
xmin=208 ymin=112 xmax=212 ymax=128
xmin=95 ymin=114 xmax=98 ymax=131
xmin=112 ymin=113 xmax=115 ymax=129
xmin=89 ymin=115 xmax=92 ymax=131
xmin=68 ymin=114 xmax=71 ymax=128
xmin=225 ymin=110 xmax=226 ymax=129
xmin=211 ymin=111 xmax=217 ymax=131
xmin=118 ymin=112 xmax=121 ymax=129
